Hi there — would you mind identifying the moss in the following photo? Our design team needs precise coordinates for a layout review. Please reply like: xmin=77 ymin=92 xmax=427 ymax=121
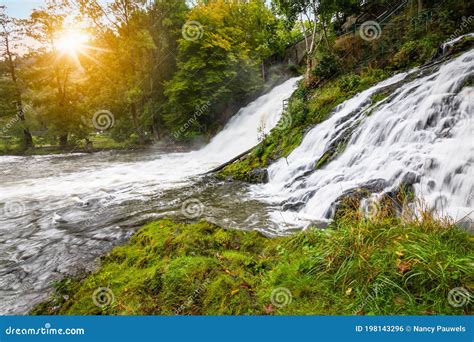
xmin=219 ymin=0 xmax=473 ymax=183
xmin=315 ymin=151 xmax=330 ymax=170
xmin=370 ymin=91 xmax=390 ymax=105
xmin=33 ymin=215 xmax=473 ymax=316
xmin=391 ymin=38 xmax=439 ymax=69
xmin=219 ymin=68 xmax=391 ymax=181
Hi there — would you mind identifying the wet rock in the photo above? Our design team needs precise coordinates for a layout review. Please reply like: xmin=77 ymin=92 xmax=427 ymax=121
xmin=281 ymin=201 xmax=305 ymax=211
xmin=427 ymin=180 xmax=436 ymax=190
xmin=281 ymin=190 xmax=317 ymax=211
xmin=401 ymin=172 xmax=420 ymax=187
xmin=247 ymin=168 xmax=269 ymax=184
xmin=329 ymin=178 xmax=389 ymax=220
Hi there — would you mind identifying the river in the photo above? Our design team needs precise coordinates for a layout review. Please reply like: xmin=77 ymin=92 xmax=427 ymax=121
xmin=0 ymin=77 xmax=301 ymax=314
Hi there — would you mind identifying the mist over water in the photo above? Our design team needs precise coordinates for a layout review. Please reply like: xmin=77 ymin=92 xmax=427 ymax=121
xmin=251 ymin=49 xmax=474 ymax=230
xmin=0 ymin=77 xmax=301 ymax=314
xmin=1 ymin=47 xmax=473 ymax=315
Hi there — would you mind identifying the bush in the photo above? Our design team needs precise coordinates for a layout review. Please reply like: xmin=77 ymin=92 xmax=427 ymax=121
xmin=391 ymin=39 xmax=437 ymax=69
xmin=338 ymin=74 xmax=361 ymax=92
xmin=312 ymin=52 xmax=341 ymax=80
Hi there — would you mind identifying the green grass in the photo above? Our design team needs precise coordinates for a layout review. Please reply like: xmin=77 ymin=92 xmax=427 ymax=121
xmin=219 ymin=68 xmax=391 ymax=181
xmin=0 ymin=133 xmax=135 ymax=156
xmin=218 ymin=0 xmax=474 ymax=182
xmin=32 ymin=213 xmax=473 ymax=315
xmin=88 ymin=134 xmax=130 ymax=150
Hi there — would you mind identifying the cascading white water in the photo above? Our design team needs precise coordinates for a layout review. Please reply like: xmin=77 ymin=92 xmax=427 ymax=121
xmin=0 ymin=76 xmax=300 ymax=314
xmin=252 ymin=49 xmax=473 ymax=230
xmin=0 ymin=77 xmax=301 ymax=202
xmin=194 ymin=77 xmax=302 ymax=161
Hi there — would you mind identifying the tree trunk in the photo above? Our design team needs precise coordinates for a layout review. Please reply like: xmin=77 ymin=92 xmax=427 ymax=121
xmin=59 ymin=134 xmax=68 ymax=147
xmin=131 ymin=103 xmax=145 ymax=145
xmin=305 ymin=59 xmax=313 ymax=81
xmin=16 ymin=106 xmax=33 ymax=148
xmin=22 ymin=129 xmax=34 ymax=148
xmin=3 ymin=28 xmax=34 ymax=148
xmin=322 ymin=21 xmax=330 ymax=49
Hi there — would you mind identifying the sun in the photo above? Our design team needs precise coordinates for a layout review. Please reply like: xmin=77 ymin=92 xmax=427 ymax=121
xmin=55 ymin=30 xmax=90 ymax=56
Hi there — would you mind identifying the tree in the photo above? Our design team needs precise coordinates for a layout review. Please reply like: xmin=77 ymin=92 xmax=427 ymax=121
xmin=0 ymin=6 xmax=34 ymax=148
xmin=163 ymin=0 xmax=279 ymax=138
xmin=25 ymin=0 xmax=80 ymax=147
xmin=74 ymin=0 xmax=187 ymax=144
xmin=273 ymin=0 xmax=320 ymax=65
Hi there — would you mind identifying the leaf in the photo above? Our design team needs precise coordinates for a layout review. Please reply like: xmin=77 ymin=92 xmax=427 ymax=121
xmin=397 ymin=262 xmax=411 ymax=274
xmin=394 ymin=296 xmax=405 ymax=305
xmin=263 ymin=304 xmax=274 ymax=314
xmin=345 ymin=287 xmax=353 ymax=295
xmin=230 ymin=289 xmax=239 ymax=296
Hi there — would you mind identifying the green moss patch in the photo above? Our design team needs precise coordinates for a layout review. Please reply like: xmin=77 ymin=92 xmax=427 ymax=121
xmin=33 ymin=216 xmax=473 ymax=315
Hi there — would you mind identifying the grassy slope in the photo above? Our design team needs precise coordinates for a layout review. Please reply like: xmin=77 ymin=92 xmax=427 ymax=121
xmin=219 ymin=0 xmax=473 ymax=181
xmin=219 ymin=69 xmax=392 ymax=181
xmin=33 ymin=215 xmax=473 ymax=315
xmin=31 ymin=2 xmax=474 ymax=316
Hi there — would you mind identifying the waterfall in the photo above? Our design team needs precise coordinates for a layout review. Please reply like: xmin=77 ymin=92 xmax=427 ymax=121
xmin=194 ymin=76 xmax=302 ymax=163
xmin=0 ymin=77 xmax=301 ymax=202
xmin=252 ymin=49 xmax=474 ymax=229
xmin=0 ymin=76 xmax=301 ymax=315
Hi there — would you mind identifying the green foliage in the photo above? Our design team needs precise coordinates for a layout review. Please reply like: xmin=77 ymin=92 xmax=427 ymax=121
xmin=163 ymin=0 xmax=280 ymax=137
xmin=32 ymin=215 xmax=473 ymax=315
xmin=220 ymin=68 xmax=390 ymax=181
xmin=312 ymin=51 xmax=340 ymax=80
xmin=391 ymin=39 xmax=438 ymax=69
xmin=338 ymin=74 xmax=361 ymax=92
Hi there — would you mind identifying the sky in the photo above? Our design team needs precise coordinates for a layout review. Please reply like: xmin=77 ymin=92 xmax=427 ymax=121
xmin=2 ymin=0 xmax=115 ymax=19
xmin=2 ymin=0 xmax=45 ymax=18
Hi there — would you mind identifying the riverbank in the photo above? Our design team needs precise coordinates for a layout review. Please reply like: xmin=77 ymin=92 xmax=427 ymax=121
xmin=0 ymin=134 xmax=195 ymax=156
xmin=0 ymin=134 xmax=132 ymax=156
xmin=219 ymin=13 xmax=474 ymax=182
xmin=32 ymin=210 xmax=473 ymax=315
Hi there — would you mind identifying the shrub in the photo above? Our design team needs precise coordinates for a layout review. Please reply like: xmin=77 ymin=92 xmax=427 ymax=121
xmin=338 ymin=74 xmax=361 ymax=92
xmin=391 ymin=39 xmax=436 ymax=69
xmin=312 ymin=52 xmax=341 ymax=80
